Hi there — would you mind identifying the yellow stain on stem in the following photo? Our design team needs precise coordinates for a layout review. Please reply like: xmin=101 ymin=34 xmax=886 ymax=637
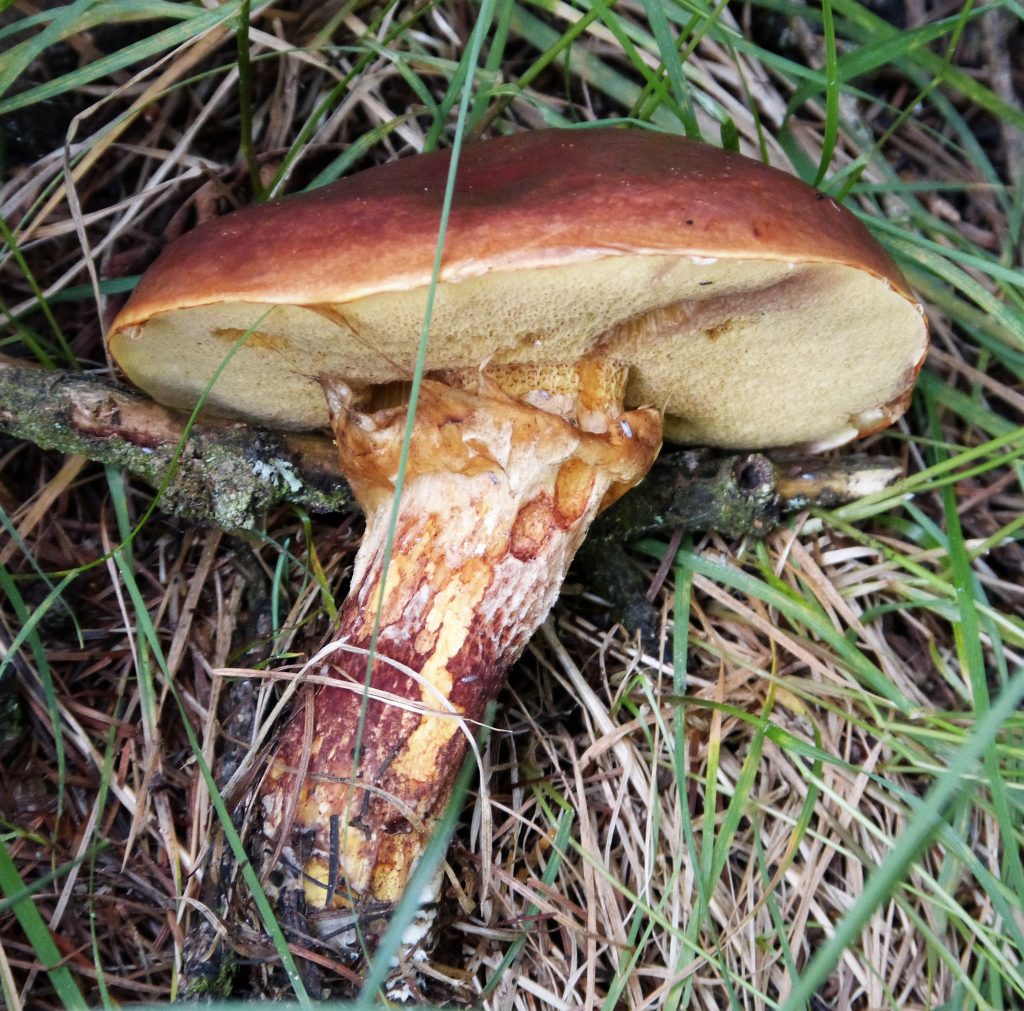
xmin=390 ymin=556 xmax=493 ymax=782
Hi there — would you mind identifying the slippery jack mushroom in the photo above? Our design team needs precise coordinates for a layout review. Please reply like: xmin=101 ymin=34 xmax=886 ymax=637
xmin=107 ymin=128 xmax=928 ymax=964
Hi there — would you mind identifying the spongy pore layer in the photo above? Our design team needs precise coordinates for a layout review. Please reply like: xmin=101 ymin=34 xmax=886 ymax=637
xmin=110 ymin=250 xmax=926 ymax=450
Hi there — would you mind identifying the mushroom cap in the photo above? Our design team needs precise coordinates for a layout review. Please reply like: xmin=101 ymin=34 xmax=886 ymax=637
xmin=108 ymin=128 xmax=928 ymax=449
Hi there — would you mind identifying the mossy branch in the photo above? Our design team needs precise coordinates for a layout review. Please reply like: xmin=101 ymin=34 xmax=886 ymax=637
xmin=0 ymin=356 xmax=900 ymax=537
xmin=0 ymin=358 xmax=352 ymax=529
xmin=581 ymin=448 xmax=903 ymax=642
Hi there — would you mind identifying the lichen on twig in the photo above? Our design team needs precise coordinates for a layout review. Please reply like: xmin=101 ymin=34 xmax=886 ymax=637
xmin=0 ymin=357 xmax=351 ymax=529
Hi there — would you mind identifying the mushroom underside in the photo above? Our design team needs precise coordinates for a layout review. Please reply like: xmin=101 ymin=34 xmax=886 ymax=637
xmin=110 ymin=253 xmax=926 ymax=451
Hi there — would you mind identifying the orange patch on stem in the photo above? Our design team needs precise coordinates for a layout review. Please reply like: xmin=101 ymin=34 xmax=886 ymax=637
xmin=555 ymin=458 xmax=597 ymax=527
xmin=509 ymin=494 xmax=557 ymax=560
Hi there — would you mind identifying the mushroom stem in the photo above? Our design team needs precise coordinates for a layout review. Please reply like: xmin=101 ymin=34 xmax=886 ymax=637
xmin=260 ymin=368 xmax=660 ymax=960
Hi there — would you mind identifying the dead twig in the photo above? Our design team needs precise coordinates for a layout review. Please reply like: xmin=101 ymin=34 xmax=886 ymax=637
xmin=0 ymin=357 xmax=351 ymax=528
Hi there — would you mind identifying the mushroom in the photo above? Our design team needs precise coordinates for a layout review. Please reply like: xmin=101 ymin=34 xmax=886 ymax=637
xmin=106 ymin=127 xmax=928 ymax=961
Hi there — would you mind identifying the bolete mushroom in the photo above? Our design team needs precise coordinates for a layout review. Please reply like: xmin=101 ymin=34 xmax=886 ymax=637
xmin=107 ymin=127 xmax=928 ymax=962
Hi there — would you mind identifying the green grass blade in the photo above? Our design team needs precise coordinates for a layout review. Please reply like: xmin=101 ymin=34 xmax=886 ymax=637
xmin=813 ymin=0 xmax=839 ymax=185
xmin=781 ymin=658 xmax=1024 ymax=1010
xmin=0 ymin=840 xmax=89 ymax=1011
xmin=0 ymin=0 xmax=243 ymax=117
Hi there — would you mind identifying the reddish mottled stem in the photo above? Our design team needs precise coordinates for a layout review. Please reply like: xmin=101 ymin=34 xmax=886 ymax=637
xmin=260 ymin=372 xmax=660 ymax=959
